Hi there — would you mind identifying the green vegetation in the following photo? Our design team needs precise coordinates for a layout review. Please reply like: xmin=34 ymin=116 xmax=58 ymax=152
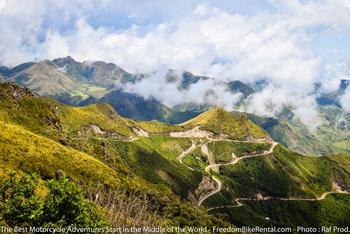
xmin=183 ymin=147 xmax=208 ymax=171
xmin=181 ymin=108 xmax=267 ymax=140
xmin=220 ymin=145 xmax=350 ymax=198
xmin=246 ymin=105 xmax=350 ymax=156
xmin=0 ymin=83 xmax=189 ymax=140
xmin=1 ymin=83 xmax=350 ymax=229
xmin=132 ymin=120 xmax=188 ymax=134
xmin=208 ymin=141 xmax=271 ymax=162
xmin=58 ymin=103 xmax=134 ymax=136
xmin=215 ymin=194 xmax=350 ymax=230
xmin=109 ymin=137 xmax=203 ymax=198
xmin=0 ymin=120 xmax=122 ymax=187
xmin=0 ymin=174 xmax=105 ymax=228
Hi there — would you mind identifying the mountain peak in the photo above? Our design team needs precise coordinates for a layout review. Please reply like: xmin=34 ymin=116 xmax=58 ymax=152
xmin=180 ymin=107 xmax=268 ymax=140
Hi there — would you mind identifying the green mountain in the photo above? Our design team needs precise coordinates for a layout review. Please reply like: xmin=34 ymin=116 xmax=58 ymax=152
xmin=0 ymin=57 xmax=258 ymax=124
xmin=246 ymin=105 xmax=350 ymax=156
xmin=0 ymin=83 xmax=225 ymax=228
xmin=1 ymin=83 xmax=349 ymax=229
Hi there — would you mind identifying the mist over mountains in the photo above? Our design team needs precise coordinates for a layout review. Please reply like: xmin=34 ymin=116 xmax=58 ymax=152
xmin=1 ymin=56 xmax=349 ymax=122
xmin=1 ymin=56 xmax=350 ymax=156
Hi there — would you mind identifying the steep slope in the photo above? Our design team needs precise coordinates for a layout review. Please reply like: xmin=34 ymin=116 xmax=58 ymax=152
xmin=247 ymin=113 xmax=333 ymax=156
xmin=7 ymin=61 xmax=79 ymax=96
xmin=0 ymin=120 xmax=122 ymax=187
xmin=180 ymin=108 xmax=268 ymax=140
xmin=1 ymin=83 xmax=350 ymax=229
xmin=246 ymin=105 xmax=350 ymax=156
xmin=52 ymin=56 xmax=137 ymax=86
xmin=218 ymin=145 xmax=350 ymax=200
xmin=1 ymin=58 xmax=258 ymax=124
xmin=206 ymin=146 xmax=350 ymax=228
xmin=1 ymin=60 xmax=109 ymax=105
xmin=0 ymin=83 xmax=134 ymax=139
xmin=0 ymin=83 xmax=227 ymax=228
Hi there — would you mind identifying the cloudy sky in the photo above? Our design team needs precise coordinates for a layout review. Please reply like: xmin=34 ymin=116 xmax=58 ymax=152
xmin=1 ymin=0 xmax=350 ymax=124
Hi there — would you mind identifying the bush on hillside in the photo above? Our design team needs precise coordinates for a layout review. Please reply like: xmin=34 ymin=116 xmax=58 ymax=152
xmin=0 ymin=173 xmax=106 ymax=228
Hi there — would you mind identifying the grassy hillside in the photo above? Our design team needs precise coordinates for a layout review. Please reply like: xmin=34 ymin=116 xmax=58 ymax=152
xmin=0 ymin=120 xmax=122 ymax=187
xmin=217 ymin=145 xmax=350 ymax=199
xmin=208 ymin=141 xmax=271 ymax=161
xmin=246 ymin=106 xmax=350 ymax=156
xmin=1 ymin=83 xmax=349 ymax=229
xmin=181 ymin=108 xmax=268 ymax=140
xmin=0 ymin=83 xmax=190 ymax=139
xmin=109 ymin=137 xmax=203 ymax=197
xmin=0 ymin=83 xmax=228 ymax=228
xmin=216 ymin=194 xmax=350 ymax=229
xmin=86 ymin=89 xmax=200 ymax=124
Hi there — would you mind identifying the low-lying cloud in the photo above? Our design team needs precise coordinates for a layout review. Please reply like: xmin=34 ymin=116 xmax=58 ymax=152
xmin=123 ymin=69 xmax=242 ymax=110
xmin=340 ymin=87 xmax=350 ymax=114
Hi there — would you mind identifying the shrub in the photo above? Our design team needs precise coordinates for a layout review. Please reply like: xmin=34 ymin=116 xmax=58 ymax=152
xmin=0 ymin=173 xmax=106 ymax=228
xmin=0 ymin=174 xmax=42 ymax=227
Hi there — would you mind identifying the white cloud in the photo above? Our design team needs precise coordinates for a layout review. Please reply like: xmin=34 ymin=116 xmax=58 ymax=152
xmin=340 ymin=87 xmax=350 ymax=113
xmin=123 ymin=69 xmax=242 ymax=110
xmin=1 ymin=0 xmax=350 ymax=126
xmin=35 ymin=3 xmax=322 ymax=90
xmin=239 ymin=83 xmax=320 ymax=129
xmin=321 ymin=63 xmax=350 ymax=93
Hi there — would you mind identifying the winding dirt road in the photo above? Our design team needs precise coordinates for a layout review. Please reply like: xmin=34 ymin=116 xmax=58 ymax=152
xmin=198 ymin=141 xmax=278 ymax=206
xmin=174 ymin=126 xmax=350 ymax=210
xmin=208 ymin=190 xmax=350 ymax=211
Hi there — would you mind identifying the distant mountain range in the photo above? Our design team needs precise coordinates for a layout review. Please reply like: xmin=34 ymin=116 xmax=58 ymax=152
xmin=1 ymin=56 xmax=349 ymax=156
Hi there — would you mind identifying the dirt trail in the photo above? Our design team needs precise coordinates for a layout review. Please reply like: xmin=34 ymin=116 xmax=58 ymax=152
xmin=208 ymin=191 xmax=350 ymax=211
xmin=208 ymin=182 xmax=350 ymax=211
xmin=197 ymin=141 xmax=278 ymax=206
xmin=177 ymin=141 xmax=198 ymax=171
xmin=173 ymin=126 xmax=350 ymax=209
xmin=170 ymin=126 xmax=213 ymax=138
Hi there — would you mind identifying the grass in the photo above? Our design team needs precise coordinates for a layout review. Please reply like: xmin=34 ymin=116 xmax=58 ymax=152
xmin=216 ymin=194 xmax=350 ymax=229
xmin=58 ymin=103 xmax=134 ymax=136
xmin=182 ymin=147 xmax=208 ymax=171
xmin=180 ymin=108 xmax=267 ymax=140
xmin=133 ymin=136 xmax=192 ymax=160
xmin=0 ymin=120 xmax=122 ymax=188
xmin=208 ymin=141 xmax=271 ymax=162
xmin=130 ymin=120 xmax=188 ymax=135
xmin=219 ymin=145 xmax=350 ymax=198
xmin=108 ymin=137 xmax=203 ymax=198
xmin=0 ymin=83 xmax=191 ymax=139
xmin=1 ymin=83 xmax=350 ymax=229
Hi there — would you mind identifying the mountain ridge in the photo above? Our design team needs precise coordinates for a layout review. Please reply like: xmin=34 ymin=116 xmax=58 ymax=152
xmin=0 ymin=83 xmax=350 ymax=228
xmin=1 ymin=57 xmax=350 ymax=156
